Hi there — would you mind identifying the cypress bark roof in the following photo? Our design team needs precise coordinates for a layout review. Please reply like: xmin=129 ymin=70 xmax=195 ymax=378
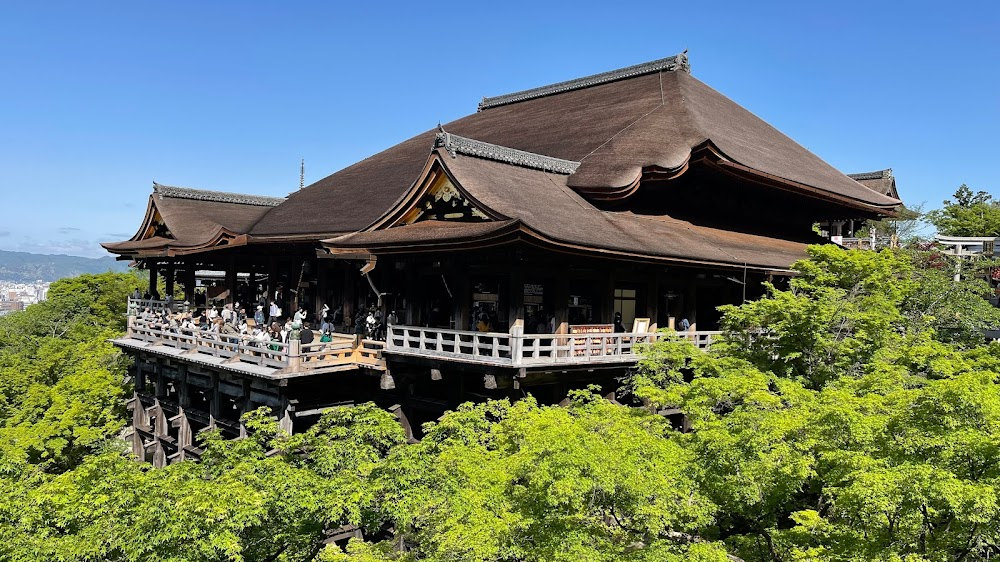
xmin=252 ymin=54 xmax=899 ymax=238
xmin=102 ymin=183 xmax=281 ymax=257
xmin=848 ymin=169 xmax=899 ymax=199
xmin=325 ymin=149 xmax=817 ymax=271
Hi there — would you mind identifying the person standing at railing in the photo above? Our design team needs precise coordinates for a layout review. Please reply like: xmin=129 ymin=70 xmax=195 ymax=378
xmin=613 ymin=312 xmax=626 ymax=333
xmin=268 ymin=300 xmax=280 ymax=325
xmin=678 ymin=317 xmax=690 ymax=331
xmin=299 ymin=322 xmax=314 ymax=345
xmin=320 ymin=304 xmax=330 ymax=333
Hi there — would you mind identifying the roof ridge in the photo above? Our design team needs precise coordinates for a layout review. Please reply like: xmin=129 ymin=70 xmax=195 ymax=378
xmin=153 ymin=182 xmax=286 ymax=207
xmin=478 ymin=52 xmax=690 ymax=111
xmin=847 ymin=169 xmax=893 ymax=181
xmin=434 ymin=132 xmax=581 ymax=175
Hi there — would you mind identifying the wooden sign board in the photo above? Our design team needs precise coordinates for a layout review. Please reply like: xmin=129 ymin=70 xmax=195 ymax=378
xmin=569 ymin=324 xmax=614 ymax=356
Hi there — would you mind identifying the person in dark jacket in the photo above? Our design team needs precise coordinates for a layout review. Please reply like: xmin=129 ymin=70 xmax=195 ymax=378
xmin=300 ymin=322 xmax=315 ymax=345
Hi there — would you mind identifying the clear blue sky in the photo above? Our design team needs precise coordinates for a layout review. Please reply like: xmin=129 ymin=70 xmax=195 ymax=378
xmin=1 ymin=1 xmax=997 ymax=257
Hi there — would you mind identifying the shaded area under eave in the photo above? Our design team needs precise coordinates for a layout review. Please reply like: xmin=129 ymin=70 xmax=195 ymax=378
xmin=254 ymin=66 xmax=899 ymax=239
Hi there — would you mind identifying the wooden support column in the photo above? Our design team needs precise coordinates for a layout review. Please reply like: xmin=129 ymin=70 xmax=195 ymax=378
xmin=183 ymin=264 xmax=196 ymax=304
xmin=648 ymin=275 xmax=660 ymax=332
xmin=266 ymin=256 xmax=277 ymax=303
xmin=343 ymin=265 xmax=355 ymax=326
xmin=279 ymin=397 xmax=294 ymax=435
xmin=604 ymin=269 xmax=616 ymax=324
xmin=389 ymin=404 xmax=414 ymax=443
xmin=238 ymin=378 xmax=252 ymax=438
xmin=153 ymin=361 xmax=166 ymax=398
xmin=131 ymin=391 xmax=146 ymax=458
xmin=209 ymin=371 xmax=221 ymax=424
xmin=164 ymin=262 xmax=175 ymax=297
xmin=148 ymin=260 xmax=159 ymax=298
xmin=454 ymin=272 xmax=470 ymax=330
xmin=225 ymin=256 xmax=237 ymax=306
xmin=315 ymin=262 xmax=327 ymax=319
xmin=685 ymin=282 xmax=697 ymax=332
xmin=554 ymin=275 xmax=570 ymax=334
xmin=508 ymin=268 xmax=524 ymax=332
xmin=249 ymin=269 xmax=258 ymax=305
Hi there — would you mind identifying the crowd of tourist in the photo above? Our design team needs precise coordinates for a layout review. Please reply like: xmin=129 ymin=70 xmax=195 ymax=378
xmin=131 ymin=301 xmax=339 ymax=351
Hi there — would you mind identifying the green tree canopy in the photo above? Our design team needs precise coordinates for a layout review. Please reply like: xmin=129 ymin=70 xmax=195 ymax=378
xmin=926 ymin=184 xmax=1000 ymax=236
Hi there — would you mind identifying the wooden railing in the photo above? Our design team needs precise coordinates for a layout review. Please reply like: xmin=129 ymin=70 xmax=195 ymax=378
xmin=128 ymin=297 xmax=183 ymax=316
xmin=386 ymin=325 xmax=722 ymax=367
xmin=129 ymin=319 xmax=289 ymax=369
xmin=126 ymin=318 xmax=384 ymax=374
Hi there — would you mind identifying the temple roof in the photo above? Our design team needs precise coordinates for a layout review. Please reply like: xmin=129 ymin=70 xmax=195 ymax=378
xmin=434 ymin=132 xmax=580 ymax=174
xmin=848 ymin=169 xmax=899 ymax=200
xmin=102 ymin=183 xmax=283 ymax=257
xmin=324 ymin=148 xmax=817 ymax=271
xmin=152 ymin=183 xmax=285 ymax=207
xmin=252 ymin=53 xmax=900 ymax=238
xmin=477 ymin=53 xmax=690 ymax=110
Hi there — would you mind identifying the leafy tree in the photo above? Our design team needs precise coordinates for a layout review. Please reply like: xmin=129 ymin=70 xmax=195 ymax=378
xmin=855 ymin=202 xmax=926 ymax=244
xmin=347 ymin=393 xmax=728 ymax=562
xmin=925 ymin=184 xmax=1000 ymax=236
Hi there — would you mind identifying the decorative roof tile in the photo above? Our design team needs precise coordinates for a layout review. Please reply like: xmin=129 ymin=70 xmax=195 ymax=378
xmin=478 ymin=52 xmax=690 ymax=111
xmin=847 ymin=169 xmax=893 ymax=181
xmin=153 ymin=183 xmax=285 ymax=207
xmin=434 ymin=132 xmax=580 ymax=175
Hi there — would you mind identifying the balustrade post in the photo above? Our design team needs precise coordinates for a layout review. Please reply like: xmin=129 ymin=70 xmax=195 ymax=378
xmin=510 ymin=326 xmax=523 ymax=366
xmin=287 ymin=339 xmax=301 ymax=372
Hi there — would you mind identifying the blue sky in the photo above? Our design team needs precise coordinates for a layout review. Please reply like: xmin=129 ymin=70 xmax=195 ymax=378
xmin=0 ymin=1 xmax=997 ymax=257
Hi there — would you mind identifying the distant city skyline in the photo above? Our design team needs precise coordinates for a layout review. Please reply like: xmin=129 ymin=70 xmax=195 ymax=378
xmin=1 ymin=1 xmax=997 ymax=257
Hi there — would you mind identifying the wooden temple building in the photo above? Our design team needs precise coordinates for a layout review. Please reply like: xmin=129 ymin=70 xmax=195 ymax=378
xmin=103 ymin=52 xmax=901 ymax=465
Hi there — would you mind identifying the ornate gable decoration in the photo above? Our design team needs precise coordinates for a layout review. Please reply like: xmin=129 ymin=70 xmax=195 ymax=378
xmin=434 ymin=132 xmax=580 ymax=175
xmin=153 ymin=183 xmax=285 ymax=207
xmin=399 ymin=172 xmax=491 ymax=225
xmin=142 ymin=209 xmax=174 ymax=240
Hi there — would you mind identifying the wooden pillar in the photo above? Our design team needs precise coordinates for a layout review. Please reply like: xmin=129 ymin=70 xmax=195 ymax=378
xmin=131 ymin=391 xmax=146 ymax=458
xmin=183 ymin=264 xmax=196 ymax=303
xmin=225 ymin=256 xmax=237 ymax=306
xmin=554 ymin=275 xmax=570 ymax=334
xmin=164 ymin=262 xmax=175 ymax=297
xmin=454 ymin=271 xmax=470 ymax=331
xmin=148 ymin=260 xmax=159 ymax=297
xmin=603 ymin=269 xmax=616 ymax=324
xmin=685 ymin=282 xmax=697 ymax=332
xmin=280 ymin=397 xmax=294 ymax=435
xmin=343 ymin=266 xmax=355 ymax=326
xmin=405 ymin=262 xmax=417 ymax=325
xmin=238 ymin=378 xmax=252 ymax=438
xmin=508 ymin=268 xmax=524 ymax=332
xmin=209 ymin=372 xmax=221 ymax=422
xmin=315 ymin=261 xmax=327 ymax=319
xmin=249 ymin=269 xmax=258 ymax=305
xmin=266 ymin=257 xmax=277 ymax=303
xmin=648 ymin=274 xmax=660 ymax=332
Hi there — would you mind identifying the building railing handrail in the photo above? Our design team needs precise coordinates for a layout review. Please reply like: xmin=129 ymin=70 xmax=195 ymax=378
xmin=386 ymin=324 xmax=722 ymax=367
xmin=126 ymin=317 xmax=385 ymax=374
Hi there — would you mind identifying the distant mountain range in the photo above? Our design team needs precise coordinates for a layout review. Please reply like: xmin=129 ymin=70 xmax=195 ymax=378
xmin=0 ymin=250 xmax=129 ymax=283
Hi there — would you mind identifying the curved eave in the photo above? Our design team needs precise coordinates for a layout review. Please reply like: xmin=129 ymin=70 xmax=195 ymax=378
xmin=101 ymin=230 xmax=250 ymax=259
xmin=567 ymin=140 xmax=900 ymax=215
xmin=324 ymin=220 xmax=800 ymax=274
